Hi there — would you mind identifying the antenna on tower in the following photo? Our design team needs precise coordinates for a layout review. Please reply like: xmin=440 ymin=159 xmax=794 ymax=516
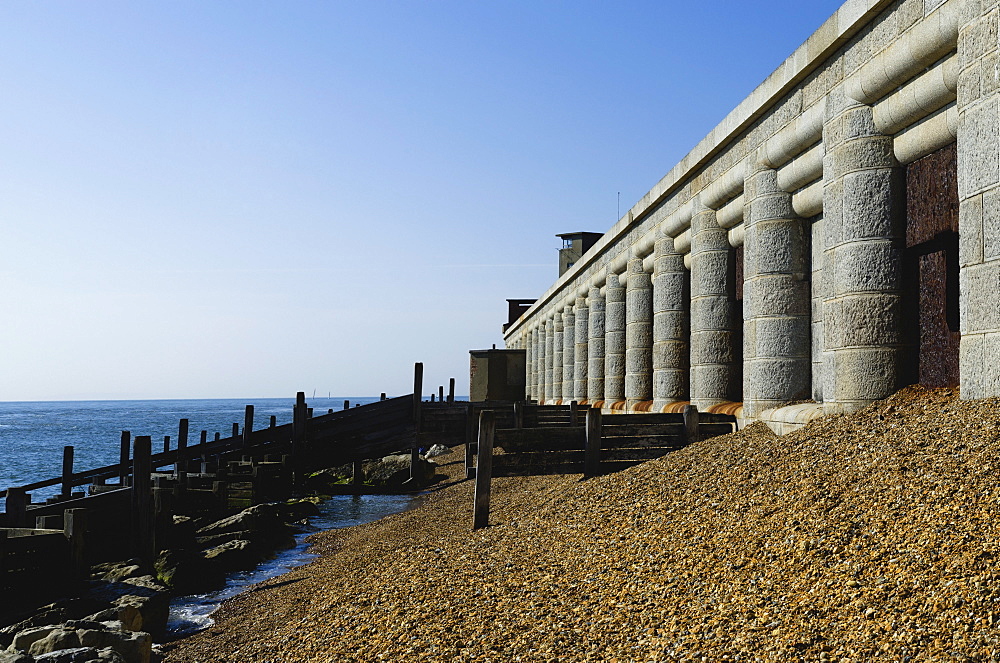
xmin=617 ymin=191 xmax=620 ymax=220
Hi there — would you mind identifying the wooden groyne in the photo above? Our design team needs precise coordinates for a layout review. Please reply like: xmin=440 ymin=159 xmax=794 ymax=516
xmin=0 ymin=363 xmax=469 ymax=624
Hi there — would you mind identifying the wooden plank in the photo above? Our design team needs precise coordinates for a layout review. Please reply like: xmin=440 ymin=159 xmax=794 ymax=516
xmin=602 ymin=413 xmax=683 ymax=425
xmin=699 ymin=422 xmax=737 ymax=437
xmin=601 ymin=435 xmax=684 ymax=449
xmin=600 ymin=423 xmax=684 ymax=437
xmin=684 ymin=405 xmax=700 ymax=444
xmin=493 ymin=427 xmax=586 ymax=452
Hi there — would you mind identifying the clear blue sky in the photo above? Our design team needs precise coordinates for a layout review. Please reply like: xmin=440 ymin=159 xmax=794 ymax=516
xmin=0 ymin=0 xmax=845 ymax=401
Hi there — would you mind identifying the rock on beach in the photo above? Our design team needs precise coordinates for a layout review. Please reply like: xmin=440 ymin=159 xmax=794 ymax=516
xmin=163 ymin=386 xmax=1000 ymax=661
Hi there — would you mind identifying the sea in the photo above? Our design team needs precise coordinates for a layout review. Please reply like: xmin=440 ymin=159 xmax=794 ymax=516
xmin=0 ymin=396 xmax=416 ymax=637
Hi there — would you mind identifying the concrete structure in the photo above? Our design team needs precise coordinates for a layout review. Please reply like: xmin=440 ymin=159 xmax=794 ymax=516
xmin=506 ymin=0 xmax=1000 ymax=431
xmin=558 ymin=232 xmax=604 ymax=276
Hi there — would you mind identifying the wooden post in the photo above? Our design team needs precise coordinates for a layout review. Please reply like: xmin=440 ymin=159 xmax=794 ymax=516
xmin=307 ymin=407 xmax=313 ymax=418
xmin=214 ymin=432 xmax=221 ymax=442
xmin=177 ymin=419 xmax=189 ymax=478
xmin=61 ymin=446 xmax=74 ymax=499
xmin=231 ymin=423 xmax=239 ymax=441
xmin=570 ymin=400 xmax=579 ymax=426
xmin=119 ymin=431 xmax=131 ymax=486
xmin=327 ymin=409 xmax=333 ymax=414
xmin=243 ymin=405 xmax=254 ymax=449
xmin=380 ymin=393 xmax=387 ymax=401
xmin=464 ymin=404 xmax=476 ymax=480
xmin=439 ymin=385 xmax=444 ymax=402
xmin=292 ymin=392 xmax=307 ymax=486
xmin=4 ymin=487 xmax=27 ymax=528
xmin=585 ymin=407 xmax=602 ymax=478
xmin=412 ymin=362 xmax=423 ymax=427
xmin=132 ymin=436 xmax=153 ymax=562
xmin=344 ymin=400 xmax=350 ymax=410
xmin=514 ymin=401 xmax=524 ymax=429
xmin=63 ymin=508 xmax=87 ymax=578
xmin=683 ymin=404 xmax=700 ymax=444
xmin=472 ymin=410 xmax=495 ymax=530
xmin=153 ymin=487 xmax=173 ymax=554
xmin=430 ymin=394 xmax=435 ymax=403
xmin=163 ymin=435 xmax=170 ymax=454
xmin=448 ymin=378 xmax=455 ymax=403
xmin=269 ymin=416 xmax=276 ymax=428
xmin=352 ymin=460 xmax=364 ymax=486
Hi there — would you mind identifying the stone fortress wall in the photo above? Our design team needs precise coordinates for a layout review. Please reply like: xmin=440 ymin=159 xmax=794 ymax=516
xmin=502 ymin=0 xmax=1000 ymax=431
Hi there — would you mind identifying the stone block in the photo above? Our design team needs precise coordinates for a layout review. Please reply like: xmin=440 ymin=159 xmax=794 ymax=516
xmin=811 ymin=218 xmax=826 ymax=267
xmin=653 ymin=369 xmax=688 ymax=401
xmin=691 ymin=250 xmax=732 ymax=297
xmin=960 ymin=261 xmax=1000 ymax=332
xmin=812 ymin=321 xmax=825 ymax=362
xmin=652 ymin=339 xmax=688 ymax=370
xmin=842 ymin=106 xmax=881 ymax=140
xmin=691 ymin=365 xmax=738 ymax=404
xmin=747 ymin=358 xmax=812 ymax=401
xmin=959 ymin=96 xmax=1000 ymax=196
xmin=828 ymin=136 xmax=896 ymax=179
xmin=749 ymin=193 xmax=795 ymax=223
xmin=626 ymin=288 xmax=653 ymax=321
xmin=984 ymin=188 xmax=1000 ymax=260
xmin=653 ymin=272 xmax=687 ymax=311
xmin=753 ymin=316 xmax=811 ymax=358
xmin=746 ymin=274 xmax=810 ymax=317
xmin=843 ymin=168 xmax=904 ymax=240
xmin=691 ymin=330 xmax=738 ymax=364
xmin=825 ymin=293 xmax=904 ymax=348
xmin=823 ymin=179 xmax=844 ymax=247
xmin=653 ymin=310 xmax=686 ymax=340
xmin=832 ymin=347 xmax=904 ymax=401
xmin=691 ymin=296 xmax=737 ymax=330
xmin=605 ymin=301 xmax=626 ymax=330
xmin=959 ymin=332 xmax=985 ymax=397
xmin=834 ymin=240 xmax=902 ymax=294
xmin=626 ymin=323 xmax=653 ymax=349
xmin=605 ymin=352 xmax=625 ymax=376
xmin=755 ymin=219 xmax=808 ymax=274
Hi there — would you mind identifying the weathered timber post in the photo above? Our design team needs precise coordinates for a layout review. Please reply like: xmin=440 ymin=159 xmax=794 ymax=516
xmin=514 ymin=401 xmax=524 ymax=429
xmin=163 ymin=436 xmax=170 ymax=454
xmin=472 ymin=410 xmax=495 ymax=530
xmin=344 ymin=400 xmax=350 ymax=410
xmin=439 ymin=386 xmax=444 ymax=402
xmin=292 ymin=392 xmax=307 ymax=486
xmin=231 ymin=423 xmax=239 ymax=442
xmin=585 ymin=408 xmax=602 ymax=478
xmin=243 ymin=405 xmax=254 ymax=450
xmin=63 ymin=508 xmax=87 ymax=578
xmin=430 ymin=394 xmax=435 ymax=403
xmin=0 ymin=530 xmax=8 ymax=576
xmin=177 ymin=419 xmax=189 ymax=480
xmin=569 ymin=401 xmax=579 ymax=426
xmin=327 ymin=409 xmax=333 ymax=414
xmin=4 ymin=487 xmax=28 ymax=528
xmin=214 ymin=432 xmax=221 ymax=442
xmin=269 ymin=416 xmax=276 ymax=428
xmin=464 ymin=404 xmax=476 ymax=480
xmin=683 ymin=404 xmax=700 ymax=445
xmin=380 ymin=393 xmax=387 ymax=401
xmin=132 ymin=436 xmax=153 ymax=562
xmin=307 ymin=407 xmax=313 ymax=418
xmin=37 ymin=515 xmax=61 ymax=529
xmin=448 ymin=378 xmax=455 ymax=403
xmin=61 ymin=446 xmax=74 ymax=499
xmin=119 ymin=431 xmax=131 ymax=486
xmin=352 ymin=460 xmax=364 ymax=486
xmin=410 ymin=363 xmax=424 ymax=484
xmin=153 ymin=485 xmax=173 ymax=554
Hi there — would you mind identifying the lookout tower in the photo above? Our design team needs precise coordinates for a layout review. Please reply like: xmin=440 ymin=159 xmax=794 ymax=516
xmin=557 ymin=232 xmax=603 ymax=276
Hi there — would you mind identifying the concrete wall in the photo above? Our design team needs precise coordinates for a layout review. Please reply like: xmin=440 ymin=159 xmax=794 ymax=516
xmin=506 ymin=0 xmax=999 ymax=428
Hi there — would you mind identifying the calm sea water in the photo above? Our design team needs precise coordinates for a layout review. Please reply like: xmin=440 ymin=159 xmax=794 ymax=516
xmin=0 ymin=396 xmax=381 ymax=507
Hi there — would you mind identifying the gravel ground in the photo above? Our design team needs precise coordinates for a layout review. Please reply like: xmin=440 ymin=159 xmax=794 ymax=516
xmin=163 ymin=386 xmax=1000 ymax=662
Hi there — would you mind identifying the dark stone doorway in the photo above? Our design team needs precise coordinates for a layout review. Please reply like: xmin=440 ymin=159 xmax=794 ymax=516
xmin=904 ymin=142 xmax=960 ymax=388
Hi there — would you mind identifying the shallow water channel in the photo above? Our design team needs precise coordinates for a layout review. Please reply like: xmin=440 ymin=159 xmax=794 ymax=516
xmin=166 ymin=493 xmax=415 ymax=638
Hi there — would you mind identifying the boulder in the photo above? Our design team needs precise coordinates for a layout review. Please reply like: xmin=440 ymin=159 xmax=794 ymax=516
xmin=0 ymin=650 xmax=32 ymax=662
xmin=84 ymin=578 xmax=168 ymax=642
xmin=364 ymin=455 xmax=436 ymax=488
xmin=9 ymin=626 xmax=61 ymax=653
xmin=423 ymin=444 xmax=450 ymax=458
xmin=24 ymin=622 xmax=150 ymax=663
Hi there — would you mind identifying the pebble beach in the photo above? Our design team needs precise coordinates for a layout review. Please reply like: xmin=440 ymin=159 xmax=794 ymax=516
xmin=163 ymin=386 xmax=1000 ymax=662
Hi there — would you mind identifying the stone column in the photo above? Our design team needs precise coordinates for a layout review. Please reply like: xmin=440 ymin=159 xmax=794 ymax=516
xmin=562 ymin=305 xmax=575 ymax=403
xmin=543 ymin=318 xmax=554 ymax=404
xmin=525 ymin=329 xmax=534 ymax=401
xmin=552 ymin=313 xmax=564 ymax=404
xmin=652 ymin=236 xmax=689 ymax=411
xmin=822 ymin=102 xmax=905 ymax=413
xmin=587 ymin=286 xmax=606 ymax=404
xmin=743 ymin=161 xmax=811 ymax=417
xmin=625 ymin=257 xmax=653 ymax=409
xmin=690 ymin=198 xmax=740 ymax=409
xmin=604 ymin=272 xmax=627 ymax=406
xmin=574 ymin=295 xmax=589 ymax=402
xmin=958 ymin=8 xmax=1000 ymax=399
xmin=529 ymin=326 xmax=540 ymax=402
